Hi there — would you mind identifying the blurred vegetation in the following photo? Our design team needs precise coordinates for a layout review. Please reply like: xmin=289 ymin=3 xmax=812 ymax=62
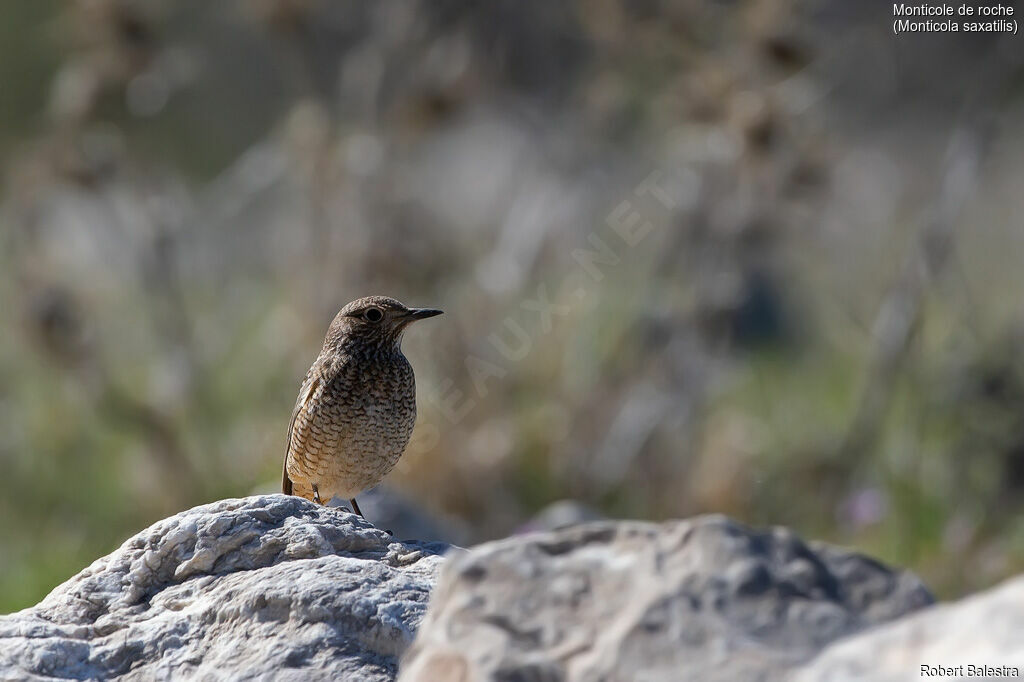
xmin=2 ymin=0 xmax=1024 ymax=613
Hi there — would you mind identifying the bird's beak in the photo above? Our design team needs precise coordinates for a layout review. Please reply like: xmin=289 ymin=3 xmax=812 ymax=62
xmin=408 ymin=308 xmax=443 ymax=320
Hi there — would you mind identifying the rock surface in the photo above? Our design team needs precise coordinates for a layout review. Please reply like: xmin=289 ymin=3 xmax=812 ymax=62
xmin=0 ymin=495 xmax=450 ymax=681
xmin=399 ymin=515 xmax=934 ymax=682
xmin=793 ymin=575 xmax=1024 ymax=682
xmin=16 ymin=500 xmax=1013 ymax=682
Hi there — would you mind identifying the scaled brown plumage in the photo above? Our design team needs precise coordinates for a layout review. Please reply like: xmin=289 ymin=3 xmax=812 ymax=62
xmin=282 ymin=296 xmax=442 ymax=517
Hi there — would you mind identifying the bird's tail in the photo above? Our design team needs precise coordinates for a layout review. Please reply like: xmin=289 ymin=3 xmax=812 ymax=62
xmin=282 ymin=458 xmax=293 ymax=495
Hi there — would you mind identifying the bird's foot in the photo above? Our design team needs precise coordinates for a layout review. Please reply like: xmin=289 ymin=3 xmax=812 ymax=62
xmin=311 ymin=483 xmax=323 ymax=505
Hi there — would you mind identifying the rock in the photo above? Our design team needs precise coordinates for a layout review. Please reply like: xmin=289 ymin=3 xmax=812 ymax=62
xmin=516 ymin=500 xmax=605 ymax=534
xmin=248 ymin=482 xmax=470 ymax=547
xmin=0 ymin=495 xmax=451 ymax=682
xmin=793 ymin=575 xmax=1024 ymax=682
xmin=1 ymin=501 xmax=952 ymax=682
xmin=399 ymin=515 xmax=933 ymax=682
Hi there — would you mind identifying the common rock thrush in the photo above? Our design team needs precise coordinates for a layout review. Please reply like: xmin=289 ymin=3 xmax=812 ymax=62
xmin=282 ymin=296 xmax=442 ymax=518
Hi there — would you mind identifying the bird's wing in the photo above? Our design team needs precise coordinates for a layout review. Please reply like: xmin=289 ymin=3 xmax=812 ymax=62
xmin=282 ymin=366 xmax=323 ymax=494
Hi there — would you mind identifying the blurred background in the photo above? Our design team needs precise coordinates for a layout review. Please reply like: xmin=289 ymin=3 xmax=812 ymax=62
xmin=2 ymin=0 xmax=1024 ymax=612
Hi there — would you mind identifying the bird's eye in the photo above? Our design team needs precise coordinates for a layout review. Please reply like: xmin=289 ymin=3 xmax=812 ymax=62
xmin=363 ymin=307 xmax=384 ymax=323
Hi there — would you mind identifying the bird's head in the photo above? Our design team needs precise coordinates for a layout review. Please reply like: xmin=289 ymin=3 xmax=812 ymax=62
xmin=325 ymin=295 xmax=443 ymax=352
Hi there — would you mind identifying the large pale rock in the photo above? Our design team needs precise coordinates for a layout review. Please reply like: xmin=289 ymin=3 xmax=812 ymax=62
xmin=0 ymin=495 xmax=450 ymax=681
xmin=399 ymin=515 xmax=933 ymax=682
xmin=794 ymin=575 xmax=1024 ymax=682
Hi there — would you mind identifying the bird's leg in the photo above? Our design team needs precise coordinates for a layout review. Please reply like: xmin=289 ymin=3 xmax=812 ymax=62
xmin=349 ymin=498 xmax=364 ymax=517
xmin=311 ymin=483 xmax=323 ymax=505
xmin=349 ymin=498 xmax=390 ymax=535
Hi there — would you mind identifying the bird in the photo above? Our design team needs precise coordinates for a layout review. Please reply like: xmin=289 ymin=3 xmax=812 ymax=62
xmin=282 ymin=295 xmax=442 ymax=519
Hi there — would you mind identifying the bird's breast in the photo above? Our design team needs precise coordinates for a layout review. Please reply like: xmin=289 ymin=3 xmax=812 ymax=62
xmin=334 ymin=355 xmax=417 ymax=453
